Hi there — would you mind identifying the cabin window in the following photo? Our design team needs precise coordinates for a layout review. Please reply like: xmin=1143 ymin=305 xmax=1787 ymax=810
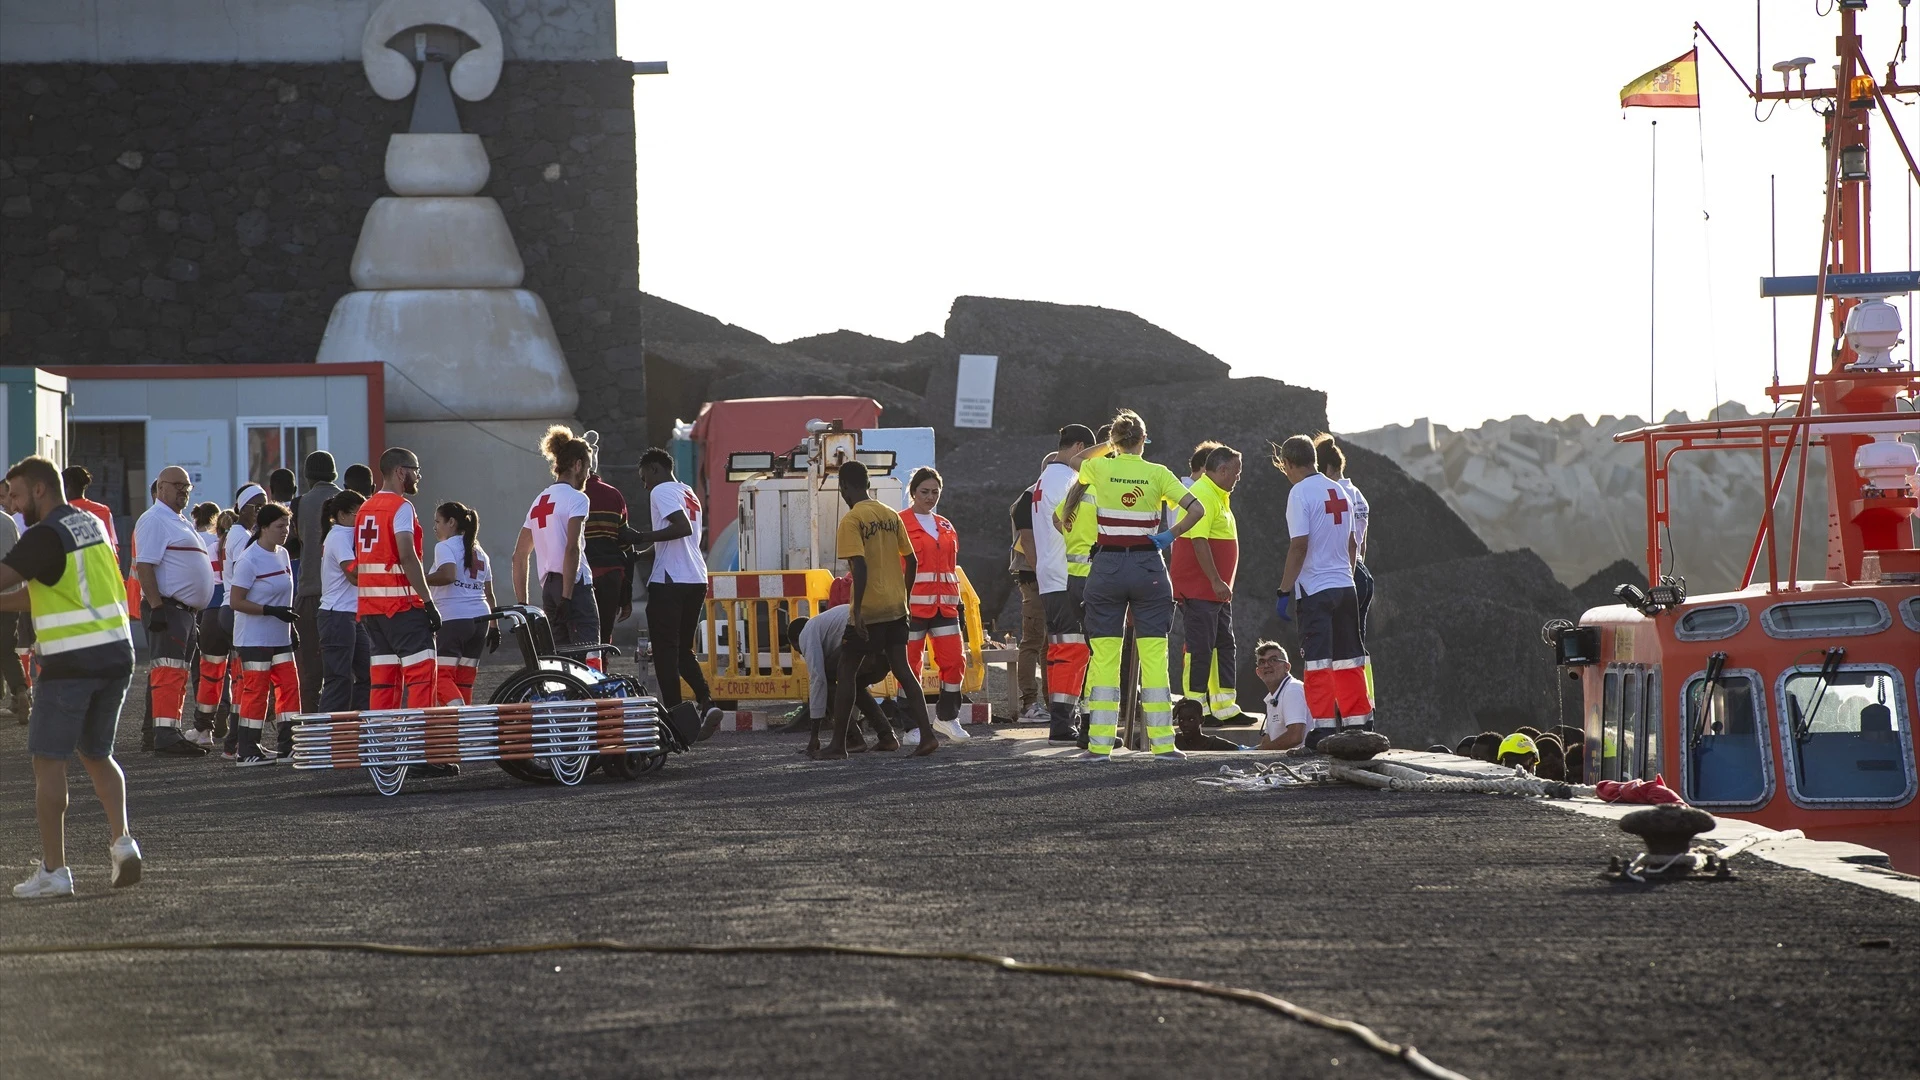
xmin=1621 ymin=669 xmax=1644 ymax=780
xmin=1601 ymin=670 xmax=1623 ymax=782
xmin=1761 ymin=599 xmax=1891 ymax=639
xmin=1681 ymin=671 xmax=1769 ymax=807
xmin=1675 ymin=604 xmax=1748 ymax=641
xmin=1901 ymin=596 xmax=1920 ymax=633
xmin=1644 ymin=669 xmax=1661 ymax=777
xmin=1778 ymin=666 xmax=1915 ymax=806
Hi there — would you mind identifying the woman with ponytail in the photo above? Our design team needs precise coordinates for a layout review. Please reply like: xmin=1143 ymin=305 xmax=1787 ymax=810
xmin=511 ymin=425 xmax=602 ymax=665
xmin=426 ymin=501 xmax=497 ymax=705
xmin=227 ymin=502 xmax=298 ymax=765
xmin=316 ymin=490 xmax=371 ymax=712
xmin=1057 ymin=409 xmax=1205 ymax=759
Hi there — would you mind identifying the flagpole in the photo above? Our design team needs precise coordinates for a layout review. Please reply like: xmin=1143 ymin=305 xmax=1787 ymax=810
xmin=1649 ymin=119 xmax=1657 ymax=423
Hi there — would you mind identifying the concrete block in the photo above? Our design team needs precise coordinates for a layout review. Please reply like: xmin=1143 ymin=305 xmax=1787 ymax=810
xmin=349 ymin=196 xmax=524 ymax=289
xmin=384 ymin=134 xmax=489 ymax=196
xmin=317 ymin=288 xmax=577 ymax=420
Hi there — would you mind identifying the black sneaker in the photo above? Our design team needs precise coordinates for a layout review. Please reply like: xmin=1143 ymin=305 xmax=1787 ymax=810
xmin=154 ymin=732 xmax=209 ymax=757
xmin=412 ymin=763 xmax=460 ymax=779
xmin=1048 ymin=729 xmax=1081 ymax=744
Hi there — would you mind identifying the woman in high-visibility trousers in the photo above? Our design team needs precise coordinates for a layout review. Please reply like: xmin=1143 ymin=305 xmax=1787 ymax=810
xmin=900 ymin=467 xmax=967 ymax=725
xmin=1059 ymin=410 xmax=1204 ymax=759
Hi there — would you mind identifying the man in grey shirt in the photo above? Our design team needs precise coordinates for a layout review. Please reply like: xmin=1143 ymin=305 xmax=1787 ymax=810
xmin=292 ymin=451 xmax=341 ymax=712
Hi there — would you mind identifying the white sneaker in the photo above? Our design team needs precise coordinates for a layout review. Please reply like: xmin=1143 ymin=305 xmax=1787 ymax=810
xmin=110 ymin=835 xmax=142 ymax=888
xmin=185 ymin=729 xmax=214 ymax=748
xmin=1018 ymin=703 xmax=1049 ymax=722
xmin=933 ymin=718 xmax=970 ymax=741
xmin=1152 ymin=749 xmax=1188 ymax=761
xmin=13 ymin=864 xmax=74 ymax=899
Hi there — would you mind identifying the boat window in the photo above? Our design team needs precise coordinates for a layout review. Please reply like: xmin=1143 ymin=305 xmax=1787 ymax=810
xmin=1902 ymin=595 xmax=1920 ymax=633
xmin=1683 ymin=672 xmax=1768 ymax=807
xmin=1622 ymin=670 xmax=1644 ymax=781
xmin=1780 ymin=667 xmax=1914 ymax=805
xmin=1675 ymin=604 xmax=1748 ymax=641
xmin=1761 ymin=599 xmax=1890 ymax=639
xmin=1644 ymin=668 xmax=1661 ymax=778
xmin=1601 ymin=670 xmax=1623 ymax=782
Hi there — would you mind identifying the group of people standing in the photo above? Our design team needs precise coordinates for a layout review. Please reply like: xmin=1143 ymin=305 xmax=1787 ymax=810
xmin=1010 ymin=409 xmax=1376 ymax=758
xmin=5 ymin=425 xmax=719 ymax=898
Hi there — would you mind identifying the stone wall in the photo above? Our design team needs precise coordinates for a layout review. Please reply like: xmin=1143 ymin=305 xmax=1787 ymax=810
xmin=0 ymin=59 xmax=647 ymax=468
xmin=0 ymin=0 xmax=617 ymax=64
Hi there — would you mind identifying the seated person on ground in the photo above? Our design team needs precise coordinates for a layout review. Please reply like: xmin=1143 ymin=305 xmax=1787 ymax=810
xmin=1174 ymin=698 xmax=1242 ymax=751
xmin=1251 ymin=640 xmax=1309 ymax=752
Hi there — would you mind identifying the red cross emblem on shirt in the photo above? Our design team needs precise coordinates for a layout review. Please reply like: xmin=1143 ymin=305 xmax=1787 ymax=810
xmin=358 ymin=518 xmax=381 ymax=553
xmin=530 ymin=493 xmax=557 ymax=528
xmin=1323 ymin=490 xmax=1349 ymax=525
xmin=683 ymin=492 xmax=700 ymax=518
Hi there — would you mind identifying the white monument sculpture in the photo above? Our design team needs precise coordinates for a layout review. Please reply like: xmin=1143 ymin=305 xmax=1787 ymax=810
xmin=318 ymin=0 xmax=579 ymax=566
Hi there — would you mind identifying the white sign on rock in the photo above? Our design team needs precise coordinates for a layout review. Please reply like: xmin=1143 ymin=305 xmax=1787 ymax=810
xmin=954 ymin=354 xmax=999 ymax=429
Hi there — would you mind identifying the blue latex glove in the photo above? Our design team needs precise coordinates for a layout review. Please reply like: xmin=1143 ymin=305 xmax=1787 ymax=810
xmin=1149 ymin=530 xmax=1174 ymax=552
xmin=1274 ymin=592 xmax=1292 ymax=622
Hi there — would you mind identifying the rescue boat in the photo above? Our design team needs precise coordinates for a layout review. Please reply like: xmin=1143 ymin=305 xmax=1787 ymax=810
xmin=1549 ymin=3 xmax=1920 ymax=873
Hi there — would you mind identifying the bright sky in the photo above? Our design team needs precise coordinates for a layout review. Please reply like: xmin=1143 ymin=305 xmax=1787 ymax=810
xmin=617 ymin=1 xmax=1919 ymax=433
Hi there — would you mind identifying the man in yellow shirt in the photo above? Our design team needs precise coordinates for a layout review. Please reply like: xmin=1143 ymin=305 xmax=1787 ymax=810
xmin=1170 ymin=445 xmax=1243 ymax=722
xmin=816 ymin=460 xmax=937 ymax=759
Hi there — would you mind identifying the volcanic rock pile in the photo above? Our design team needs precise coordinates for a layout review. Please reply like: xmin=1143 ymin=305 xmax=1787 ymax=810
xmin=639 ymin=292 xmax=1583 ymax=748
xmin=1347 ymin=405 xmax=1833 ymax=593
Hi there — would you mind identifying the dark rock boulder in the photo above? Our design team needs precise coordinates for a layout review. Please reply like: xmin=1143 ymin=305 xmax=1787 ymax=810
xmin=1367 ymin=549 xmax=1581 ymax=751
xmin=641 ymin=293 xmax=931 ymax=444
xmin=928 ymin=296 xmax=1234 ymax=445
xmin=1572 ymin=558 xmax=1644 ymax=615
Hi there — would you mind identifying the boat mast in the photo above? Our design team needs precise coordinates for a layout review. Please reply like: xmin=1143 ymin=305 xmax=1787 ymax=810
xmin=1747 ymin=2 xmax=1919 ymax=585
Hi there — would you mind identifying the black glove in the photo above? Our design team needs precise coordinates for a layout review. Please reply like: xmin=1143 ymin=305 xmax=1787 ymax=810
xmin=262 ymin=605 xmax=296 ymax=624
xmin=423 ymin=602 xmax=442 ymax=634
xmin=485 ymin=623 xmax=501 ymax=654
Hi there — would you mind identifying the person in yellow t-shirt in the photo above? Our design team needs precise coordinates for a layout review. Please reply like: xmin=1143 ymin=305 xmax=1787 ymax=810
xmin=815 ymin=460 xmax=936 ymax=760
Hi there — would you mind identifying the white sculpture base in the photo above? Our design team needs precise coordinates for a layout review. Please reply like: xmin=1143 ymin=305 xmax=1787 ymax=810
xmin=351 ymin=197 xmax=525 ymax=289
xmin=317 ymin=288 xmax=579 ymax=422
xmin=386 ymin=417 xmax=581 ymax=584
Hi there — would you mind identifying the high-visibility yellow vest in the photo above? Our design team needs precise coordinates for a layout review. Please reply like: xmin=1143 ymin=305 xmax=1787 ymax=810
xmin=1063 ymin=490 xmax=1097 ymax=578
xmin=29 ymin=507 xmax=132 ymax=660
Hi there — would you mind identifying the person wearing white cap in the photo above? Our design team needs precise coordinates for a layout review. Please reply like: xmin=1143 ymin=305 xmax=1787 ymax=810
xmin=199 ymin=483 xmax=265 ymax=758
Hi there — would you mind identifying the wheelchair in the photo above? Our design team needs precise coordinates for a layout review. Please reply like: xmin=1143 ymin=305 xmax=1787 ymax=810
xmin=483 ymin=604 xmax=691 ymax=783
xmin=289 ymin=605 xmax=695 ymax=795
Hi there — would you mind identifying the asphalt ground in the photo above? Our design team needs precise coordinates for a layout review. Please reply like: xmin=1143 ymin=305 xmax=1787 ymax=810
xmin=3 ymin=665 xmax=1918 ymax=1080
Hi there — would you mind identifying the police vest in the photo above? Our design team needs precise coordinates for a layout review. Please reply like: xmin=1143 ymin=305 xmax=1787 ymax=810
xmin=902 ymin=511 xmax=960 ymax=618
xmin=353 ymin=492 xmax=425 ymax=616
xmin=29 ymin=506 xmax=133 ymax=665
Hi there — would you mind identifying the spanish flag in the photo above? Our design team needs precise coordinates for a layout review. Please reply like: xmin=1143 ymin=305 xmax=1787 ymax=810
xmin=1620 ymin=49 xmax=1699 ymax=109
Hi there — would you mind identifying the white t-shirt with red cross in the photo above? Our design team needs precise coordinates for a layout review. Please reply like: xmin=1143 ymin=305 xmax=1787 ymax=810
xmin=525 ymin=482 xmax=591 ymax=586
xmin=1284 ymin=472 xmax=1356 ymax=598
xmin=647 ymin=480 xmax=706 ymax=585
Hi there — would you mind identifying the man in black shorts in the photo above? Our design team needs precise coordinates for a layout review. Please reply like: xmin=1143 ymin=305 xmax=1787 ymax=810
xmin=1 ymin=457 xmax=143 ymax=898
xmin=815 ymin=461 xmax=937 ymax=759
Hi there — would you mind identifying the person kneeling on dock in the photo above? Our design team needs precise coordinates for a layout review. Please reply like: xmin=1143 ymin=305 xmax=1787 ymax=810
xmin=792 ymin=608 xmax=895 ymax=755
